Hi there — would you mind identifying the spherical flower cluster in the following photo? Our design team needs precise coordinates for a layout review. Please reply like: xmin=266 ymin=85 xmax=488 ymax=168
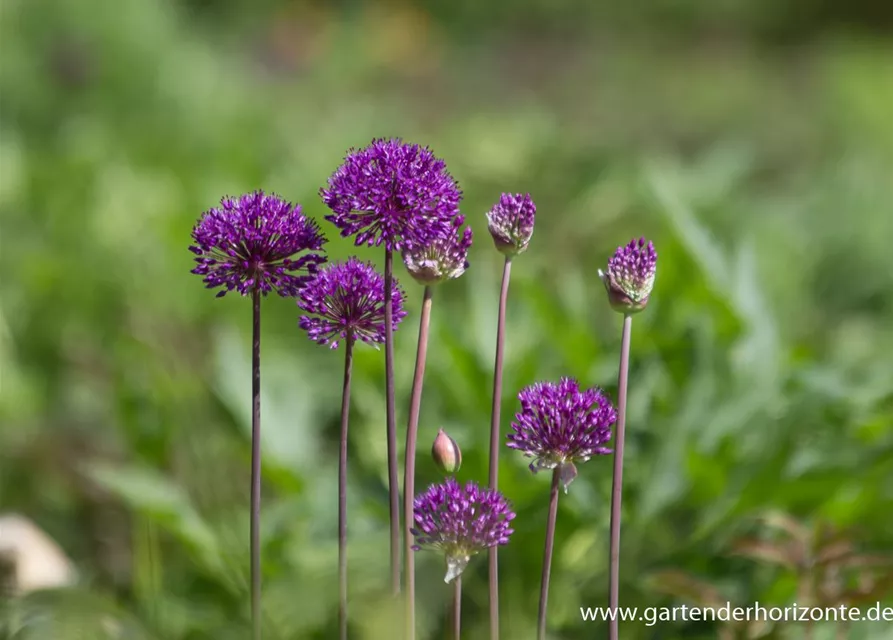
xmin=402 ymin=215 xmax=473 ymax=285
xmin=321 ymin=138 xmax=462 ymax=252
xmin=486 ymin=192 xmax=536 ymax=256
xmin=507 ymin=377 xmax=617 ymax=492
xmin=296 ymin=258 xmax=407 ymax=349
xmin=598 ymin=237 xmax=657 ymax=313
xmin=189 ymin=191 xmax=327 ymax=298
xmin=411 ymin=478 xmax=515 ymax=583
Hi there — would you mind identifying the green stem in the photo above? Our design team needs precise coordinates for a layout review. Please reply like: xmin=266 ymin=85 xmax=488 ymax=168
xmin=251 ymin=289 xmax=262 ymax=639
xmin=537 ymin=468 xmax=561 ymax=640
xmin=453 ymin=575 xmax=462 ymax=640
xmin=487 ymin=256 xmax=512 ymax=639
xmin=383 ymin=249 xmax=401 ymax=595
xmin=403 ymin=286 xmax=434 ymax=640
xmin=607 ymin=314 xmax=632 ymax=640
xmin=338 ymin=335 xmax=355 ymax=640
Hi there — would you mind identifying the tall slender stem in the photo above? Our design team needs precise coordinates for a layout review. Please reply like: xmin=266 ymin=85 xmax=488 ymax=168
xmin=537 ymin=468 xmax=561 ymax=640
xmin=608 ymin=314 xmax=632 ymax=640
xmin=403 ymin=285 xmax=434 ymax=640
xmin=487 ymin=256 xmax=512 ymax=639
xmin=338 ymin=336 xmax=355 ymax=640
xmin=452 ymin=575 xmax=462 ymax=640
xmin=384 ymin=248 xmax=401 ymax=595
xmin=250 ymin=289 xmax=262 ymax=640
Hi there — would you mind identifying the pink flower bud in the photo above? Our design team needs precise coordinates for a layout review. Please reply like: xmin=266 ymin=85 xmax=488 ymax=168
xmin=431 ymin=428 xmax=462 ymax=474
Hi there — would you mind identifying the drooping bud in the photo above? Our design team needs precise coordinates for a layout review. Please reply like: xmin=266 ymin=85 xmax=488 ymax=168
xmin=402 ymin=216 xmax=473 ymax=285
xmin=485 ymin=193 xmax=536 ymax=257
xmin=598 ymin=237 xmax=657 ymax=314
xmin=431 ymin=428 xmax=462 ymax=474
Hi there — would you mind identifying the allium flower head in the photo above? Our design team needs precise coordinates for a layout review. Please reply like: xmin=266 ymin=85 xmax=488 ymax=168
xmin=402 ymin=215 xmax=473 ymax=285
xmin=598 ymin=237 xmax=657 ymax=313
xmin=189 ymin=191 xmax=327 ymax=298
xmin=321 ymin=138 xmax=462 ymax=252
xmin=507 ymin=377 xmax=617 ymax=492
xmin=296 ymin=258 xmax=407 ymax=349
xmin=411 ymin=478 xmax=515 ymax=583
xmin=486 ymin=192 xmax=536 ymax=256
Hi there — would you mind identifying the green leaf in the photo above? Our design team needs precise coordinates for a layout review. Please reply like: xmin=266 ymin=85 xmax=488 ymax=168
xmin=85 ymin=463 xmax=225 ymax=579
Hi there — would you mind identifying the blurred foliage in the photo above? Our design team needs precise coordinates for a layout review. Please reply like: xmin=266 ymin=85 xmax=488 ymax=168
xmin=2 ymin=0 xmax=893 ymax=638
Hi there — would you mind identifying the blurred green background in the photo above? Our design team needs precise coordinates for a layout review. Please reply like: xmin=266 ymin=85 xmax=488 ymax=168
xmin=2 ymin=0 xmax=893 ymax=638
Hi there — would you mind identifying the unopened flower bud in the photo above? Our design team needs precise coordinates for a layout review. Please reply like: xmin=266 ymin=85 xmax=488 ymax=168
xmin=432 ymin=428 xmax=462 ymax=474
xmin=598 ymin=237 xmax=657 ymax=314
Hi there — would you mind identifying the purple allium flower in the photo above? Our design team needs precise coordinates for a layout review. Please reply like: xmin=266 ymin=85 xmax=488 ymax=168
xmin=411 ymin=477 xmax=515 ymax=583
xmin=296 ymin=257 xmax=408 ymax=349
xmin=401 ymin=215 xmax=473 ymax=285
xmin=189 ymin=191 xmax=327 ymax=298
xmin=321 ymin=138 xmax=463 ymax=252
xmin=598 ymin=237 xmax=657 ymax=313
xmin=486 ymin=192 xmax=536 ymax=256
xmin=507 ymin=377 xmax=617 ymax=492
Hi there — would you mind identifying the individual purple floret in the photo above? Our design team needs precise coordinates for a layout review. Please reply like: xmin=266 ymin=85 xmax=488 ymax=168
xmin=296 ymin=258 xmax=407 ymax=349
xmin=486 ymin=192 xmax=536 ymax=256
xmin=189 ymin=191 xmax=327 ymax=298
xmin=321 ymin=138 xmax=462 ymax=252
xmin=598 ymin=237 xmax=657 ymax=313
xmin=411 ymin=478 xmax=515 ymax=583
xmin=507 ymin=377 xmax=617 ymax=492
xmin=402 ymin=215 xmax=473 ymax=285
